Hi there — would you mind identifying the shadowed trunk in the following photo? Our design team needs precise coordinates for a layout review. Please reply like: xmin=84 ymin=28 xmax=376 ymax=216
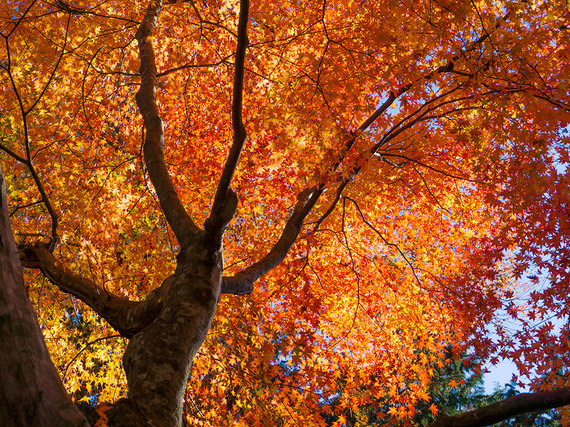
xmin=0 ymin=166 xmax=89 ymax=427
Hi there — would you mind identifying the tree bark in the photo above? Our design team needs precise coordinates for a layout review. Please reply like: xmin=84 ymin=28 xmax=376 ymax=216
xmin=107 ymin=234 xmax=224 ymax=426
xmin=0 ymin=165 xmax=89 ymax=427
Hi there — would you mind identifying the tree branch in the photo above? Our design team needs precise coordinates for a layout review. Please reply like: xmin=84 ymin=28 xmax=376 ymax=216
xmin=19 ymin=243 xmax=167 ymax=338
xmin=430 ymin=387 xmax=570 ymax=427
xmin=2 ymin=48 xmax=60 ymax=248
xmin=135 ymin=0 xmax=199 ymax=245
xmin=0 ymin=139 xmax=27 ymax=164
xmin=205 ymin=0 xmax=249 ymax=242
xmin=221 ymin=187 xmax=321 ymax=295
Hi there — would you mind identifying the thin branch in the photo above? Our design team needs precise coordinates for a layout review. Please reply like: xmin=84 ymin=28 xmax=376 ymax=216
xmin=1 ymin=0 xmax=38 ymax=39
xmin=326 ymin=197 xmax=360 ymax=349
xmin=221 ymin=187 xmax=322 ymax=295
xmin=2 ymin=30 xmax=60 ymax=247
xmin=63 ymin=334 xmax=121 ymax=381
xmin=0 ymin=142 xmax=27 ymax=164
xmin=156 ymin=53 xmax=234 ymax=77
xmin=383 ymin=153 xmax=476 ymax=182
xmin=9 ymin=200 xmax=43 ymax=217
xmin=205 ymin=0 xmax=250 ymax=240
xmin=343 ymin=195 xmax=422 ymax=286
xmin=25 ymin=13 xmax=71 ymax=116
xmin=312 ymin=178 xmax=350 ymax=231
xmin=533 ymin=94 xmax=570 ymax=113
xmin=412 ymin=164 xmax=453 ymax=214
xmin=357 ymin=91 xmax=398 ymax=133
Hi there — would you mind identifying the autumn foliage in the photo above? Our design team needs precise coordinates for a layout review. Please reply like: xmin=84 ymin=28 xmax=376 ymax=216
xmin=0 ymin=0 xmax=569 ymax=425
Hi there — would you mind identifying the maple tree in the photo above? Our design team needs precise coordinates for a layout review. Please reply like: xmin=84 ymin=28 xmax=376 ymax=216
xmin=0 ymin=0 xmax=569 ymax=425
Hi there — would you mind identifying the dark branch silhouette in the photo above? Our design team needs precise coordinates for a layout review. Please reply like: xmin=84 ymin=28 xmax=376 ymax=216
xmin=430 ymin=387 xmax=570 ymax=427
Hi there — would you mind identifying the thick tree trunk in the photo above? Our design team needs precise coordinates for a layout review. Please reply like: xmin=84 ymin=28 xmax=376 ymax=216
xmin=107 ymin=236 xmax=223 ymax=426
xmin=0 ymin=166 xmax=89 ymax=426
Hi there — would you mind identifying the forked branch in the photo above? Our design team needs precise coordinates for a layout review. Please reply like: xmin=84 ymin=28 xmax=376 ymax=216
xmin=220 ymin=2 xmax=514 ymax=295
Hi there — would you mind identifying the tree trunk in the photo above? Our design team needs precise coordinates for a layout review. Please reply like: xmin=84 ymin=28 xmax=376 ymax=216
xmin=0 ymin=166 xmax=89 ymax=426
xmin=107 ymin=236 xmax=223 ymax=426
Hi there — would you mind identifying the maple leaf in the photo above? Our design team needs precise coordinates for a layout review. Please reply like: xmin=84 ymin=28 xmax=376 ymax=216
xmin=429 ymin=403 xmax=439 ymax=416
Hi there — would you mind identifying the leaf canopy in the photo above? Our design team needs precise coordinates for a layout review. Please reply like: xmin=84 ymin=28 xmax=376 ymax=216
xmin=0 ymin=0 xmax=568 ymax=424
